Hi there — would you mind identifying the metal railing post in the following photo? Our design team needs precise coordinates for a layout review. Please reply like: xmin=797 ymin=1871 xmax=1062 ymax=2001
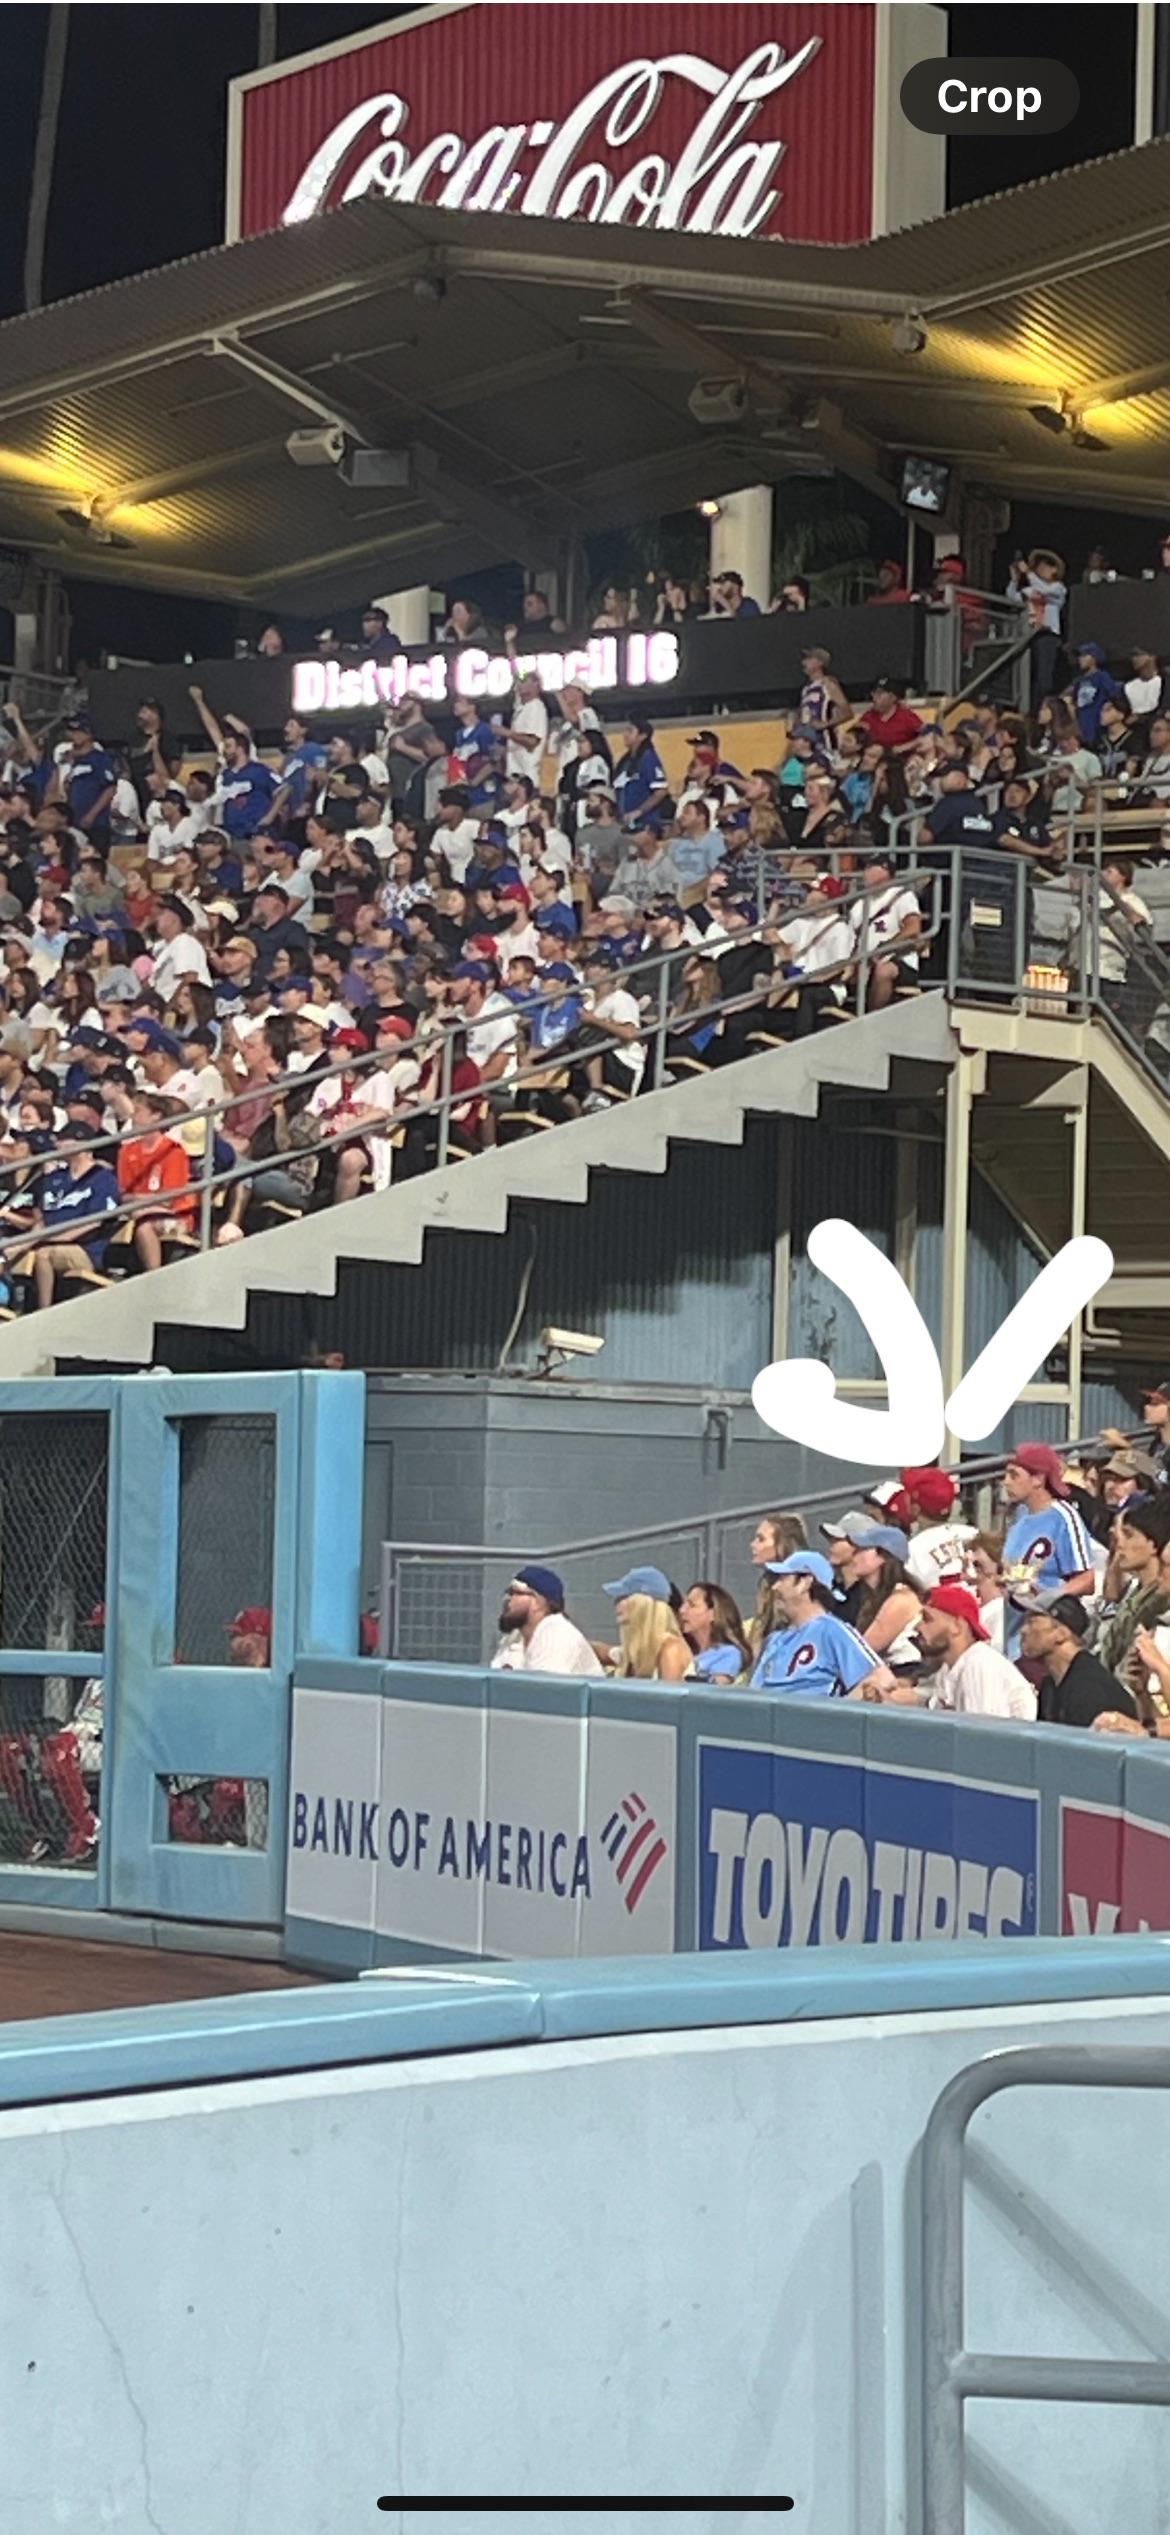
xmin=1011 ymin=848 xmax=1028 ymax=1005
xmin=923 ymin=2044 xmax=1170 ymax=2535
xmin=652 ymin=951 xmax=671 ymax=1089
xmin=946 ymin=847 xmax=960 ymax=999
xmin=436 ymin=1023 xmax=454 ymax=1169
xmin=198 ymin=1115 xmax=216 ymax=1252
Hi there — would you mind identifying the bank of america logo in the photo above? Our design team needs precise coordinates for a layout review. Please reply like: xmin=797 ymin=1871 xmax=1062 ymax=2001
xmin=601 ymin=1790 xmax=668 ymax=1913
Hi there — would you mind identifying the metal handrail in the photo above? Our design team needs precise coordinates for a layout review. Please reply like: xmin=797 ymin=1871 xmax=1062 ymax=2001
xmin=4 ymin=834 xmax=1170 ymax=1279
xmin=922 ymin=2044 xmax=1170 ymax=2534
xmin=0 ymin=866 xmax=944 ymax=1269
xmin=380 ymin=1421 xmax=1145 ymax=1566
xmin=378 ymin=1422 xmax=1149 ymax=1657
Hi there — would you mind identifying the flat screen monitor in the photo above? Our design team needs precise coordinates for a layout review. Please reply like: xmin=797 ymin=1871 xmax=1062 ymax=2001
xmin=901 ymin=453 xmax=951 ymax=513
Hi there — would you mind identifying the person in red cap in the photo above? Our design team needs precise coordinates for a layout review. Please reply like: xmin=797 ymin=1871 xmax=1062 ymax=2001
xmin=227 ymin=1607 xmax=272 ymax=1667
xmin=899 ymin=1466 xmax=977 ymax=1594
xmin=1001 ymin=1445 xmax=1095 ymax=1657
xmin=915 ymin=1584 xmax=1035 ymax=1718
xmin=308 ymin=1027 xmax=397 ymax=1200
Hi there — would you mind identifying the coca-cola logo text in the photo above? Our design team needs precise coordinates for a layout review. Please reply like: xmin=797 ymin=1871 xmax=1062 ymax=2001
xmin=282 ymin=40 xmax=821 ymax=238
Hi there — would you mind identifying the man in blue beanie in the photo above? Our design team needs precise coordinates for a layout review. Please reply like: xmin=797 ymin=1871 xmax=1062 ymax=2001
xmin=490 ymin=1564 xmax=602 ymax=1677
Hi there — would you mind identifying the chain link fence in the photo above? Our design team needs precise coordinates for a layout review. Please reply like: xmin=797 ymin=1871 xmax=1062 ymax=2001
xmin=0 ymin=1676 xmax=100 ymax=1868
xmin=162 ymin=1774 xmax=269 ymax=1849
xmin=174 ymin=1415 xmax=276 ymax=1665
xmin=0 ymin=1412 xmax=108 ymax=1653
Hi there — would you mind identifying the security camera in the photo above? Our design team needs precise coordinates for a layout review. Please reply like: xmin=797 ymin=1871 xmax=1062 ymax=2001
xmin=539 ymin=1327 xmax=605 ymax=1357
xmin=285 ymin=425 xmax=346 ymax=468
xmin=890 ymin=315 xmax=928 ymax=356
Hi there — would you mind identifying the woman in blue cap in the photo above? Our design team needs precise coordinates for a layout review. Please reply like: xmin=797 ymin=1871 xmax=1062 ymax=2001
xmin=599 ymin=1568 xmax=691 ymax=1682
xmin=750 ymin=1552 xmax=894 ymax=1700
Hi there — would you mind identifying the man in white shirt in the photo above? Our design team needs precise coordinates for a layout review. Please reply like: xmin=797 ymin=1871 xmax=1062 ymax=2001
xmin=580 ymin=945 xmax=646 ymax=1097
xmin=505 ymin=672 xmax=549 ymax=781
xmin=433 ymin=786 xmax=481 ymax=882
xmin=849 ymin=851 xmax=923 ymax=1007
xmin=916 ymin=1585 xmax=1035 ymax=1718
xmin=261 ymin=838 xmax=314 ymax=921
xmin=490 ymin=1565 xmax=602 ymax=1676
xmin=449 ymin=961 xmax=518 ymax=1080
xmin=775 ymin=892 xmax=854 ymax=999
xmin=149 ymin=897 xmax=211 ymax=1005
xmin=898 ymin=1467 xmax=977 ymax=1593
xmin=1125 ymin=647 xmax=1168 ymax=727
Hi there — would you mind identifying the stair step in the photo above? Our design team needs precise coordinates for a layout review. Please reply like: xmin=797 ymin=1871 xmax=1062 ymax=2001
xmin=0 ymin=996 xmax=955 ymax=1374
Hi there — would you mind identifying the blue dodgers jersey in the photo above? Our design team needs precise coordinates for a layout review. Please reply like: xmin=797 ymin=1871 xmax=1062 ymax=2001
xmin=749 ymin=1613 xmax=876 ymax=1699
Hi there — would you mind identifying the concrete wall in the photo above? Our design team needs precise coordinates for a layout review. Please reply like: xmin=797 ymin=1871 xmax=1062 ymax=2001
xmin=5 ymin=1951 xmax=1170 ymax=2532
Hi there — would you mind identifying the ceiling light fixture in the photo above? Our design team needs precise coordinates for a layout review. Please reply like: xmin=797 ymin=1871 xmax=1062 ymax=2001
xmin=1027 ymin=401 xmax=1070 ymax=435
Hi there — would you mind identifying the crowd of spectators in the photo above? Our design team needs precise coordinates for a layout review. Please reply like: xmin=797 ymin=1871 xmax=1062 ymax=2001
xmin=489 ymin=1404 xmax=1170 ymax=1733
xmin=2 ymin=550 xmax=1169 ymax=1310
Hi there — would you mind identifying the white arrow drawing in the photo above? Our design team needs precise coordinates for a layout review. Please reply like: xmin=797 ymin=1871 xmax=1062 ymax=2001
xmin=751 ymin=1220 xmax=1114 ymax=1467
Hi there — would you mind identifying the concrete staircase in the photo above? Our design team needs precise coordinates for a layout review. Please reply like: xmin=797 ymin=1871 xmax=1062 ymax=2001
xmin=0 ymin=995 xmax=956 ymax=1375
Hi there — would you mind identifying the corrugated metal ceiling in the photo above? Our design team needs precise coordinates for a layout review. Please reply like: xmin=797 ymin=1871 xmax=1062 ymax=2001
xmin=0 ymin=140 xmax=1168 ymax=605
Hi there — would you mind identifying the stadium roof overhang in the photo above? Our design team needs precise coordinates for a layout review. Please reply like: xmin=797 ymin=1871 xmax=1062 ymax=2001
xmin=4 ymin=136 xmax=1170 ymax=608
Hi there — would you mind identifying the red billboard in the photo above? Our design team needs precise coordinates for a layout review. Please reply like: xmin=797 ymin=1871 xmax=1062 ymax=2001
xmin=1061 ymin=1802 xmax=1170 ymax=1938
xmin=227 ymin=3 xmax=886 ymax=249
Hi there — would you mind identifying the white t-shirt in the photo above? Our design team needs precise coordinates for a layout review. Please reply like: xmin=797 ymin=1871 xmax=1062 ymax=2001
xmin=1127 ymin=673 xmax=1163 ymax=718
xmin=850 ymin=885 xmax=921 ymax=972
xmin=905 ymin=1522 xmax=977 ymax=1592
xmin=490 ymin=1613 xmax=602 ymax=1676
xmin=591 ymin=983 xmax=645 ymax=1084
xmin=435 ymin=818 xmax=480 ymax=882
xmin=777 ymin=911 xmax=854 ymax=979
xmin=928 ymin=1641 xmax=1036 ymax=1719
xmin=149 ymin=934 xmax=211 ymax=1004
xmin=555 ymin=708 xmax=602 ymax=775
xmin=463 ymin=992 xmax=518 ymax=1075
xmin=506 ymin=698 xmax=549 ymax=781
xmin=310 ymin=1067 xmax=399 ymax=1190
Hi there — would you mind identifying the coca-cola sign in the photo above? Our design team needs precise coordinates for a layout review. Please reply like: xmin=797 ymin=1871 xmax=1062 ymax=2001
xmin=228 ymin=4 xmax=881 ymax=247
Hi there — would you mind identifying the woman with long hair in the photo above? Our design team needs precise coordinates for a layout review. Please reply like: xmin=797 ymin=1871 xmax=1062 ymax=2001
xmin=839 ymin=1529 xmax=922 ymax=1670
xmin=600 ymin=1567 xmax=691 ymax=1681
xmin=965 ymin=1529 xmax=1006 ymax=1652
xmin=666 ymin=955 xmax=722 ymax=1071
xmin=680 ymin=1581 xmax=751 ymax=1684
xmin=749 ymin=1511 xmax=808 ymax=1650
xmin=1031 ymin=694 xmax=1077 ymax=759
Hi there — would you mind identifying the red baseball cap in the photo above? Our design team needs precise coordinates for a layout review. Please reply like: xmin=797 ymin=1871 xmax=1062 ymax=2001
xmin=901 ymin=1465 xmax=956 ymax=1520
xmin=925 ymin=1584 xmax=988 ymax=1641
xmin=227 ymin=1607 xmax=272 ymax=1638
xmin=376 ymin=1014 xmax=414 ymax=1043
xmin=1007 ymin=1442 xmax=1068 ymax=1497
xmin=332 ymin=1028 xmax=367 ymax=1054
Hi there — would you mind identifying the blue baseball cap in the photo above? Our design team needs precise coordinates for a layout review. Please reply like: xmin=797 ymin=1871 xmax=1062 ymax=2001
xmin=451 ymin=958 xmax=492 ymax=982
xmin=766 ymin=1550 xmax=835 ymax=1588
xmin=851 ymin=1522 xmax=910 ymax=1560
xmin=535 ymin=905 xmax=576 ymax=936
xmin=634 ymin=811 xmax=664 ymax=836
xmin=540 ymin=961 xmax=578 ymax=984
xmin=125 ymin=1017 xmax=180 ymax=1056
xmin=604 ymin=1565 xmax=672 ymax=1602
xmin=1078 ymin=640 xmax=1106 ymax=663
xmin=512 ymin=1564 xmax=565 ymax=1610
